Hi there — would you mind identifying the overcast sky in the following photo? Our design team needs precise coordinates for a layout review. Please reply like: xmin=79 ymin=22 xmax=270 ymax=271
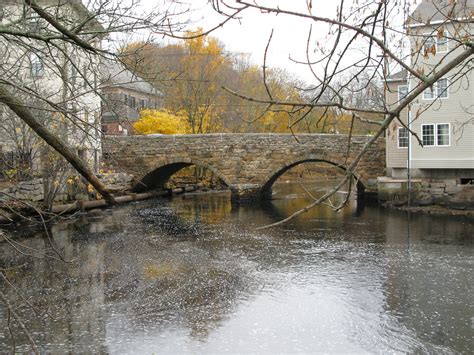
xmin=134 ymin=0 xmax=411 ymax=83
xmin=136 ymin=0 xmax=340 ymax=82
xmin=188 ymin=1 xmax=338 ymax=80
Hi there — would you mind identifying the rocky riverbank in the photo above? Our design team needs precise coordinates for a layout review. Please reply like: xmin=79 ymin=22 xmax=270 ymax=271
xmin=382 ymin=203 xmax=474 ymax=218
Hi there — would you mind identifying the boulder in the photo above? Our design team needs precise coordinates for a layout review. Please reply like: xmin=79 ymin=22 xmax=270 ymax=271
xmin=446 ymin=185 xmax=474 ymax=210
xmin=414 ymin=191 xmax=434 ymax=206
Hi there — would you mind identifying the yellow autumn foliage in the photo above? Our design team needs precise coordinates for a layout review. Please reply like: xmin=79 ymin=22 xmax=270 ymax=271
xmin=133 ymin=109 xmax=190 ymax=135
xmin=261 ymin=111 xmax=289 ymax=133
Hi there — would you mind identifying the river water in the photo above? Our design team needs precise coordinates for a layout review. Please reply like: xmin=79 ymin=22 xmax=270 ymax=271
xmin=1 ymin=182 xmax=473 ymax=353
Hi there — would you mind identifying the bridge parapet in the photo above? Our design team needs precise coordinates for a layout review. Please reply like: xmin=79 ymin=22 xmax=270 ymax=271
xmin=103 ymin=133 xmax=385 ymax=201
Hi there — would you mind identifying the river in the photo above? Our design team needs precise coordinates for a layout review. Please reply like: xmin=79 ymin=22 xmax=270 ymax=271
xmin=1 ymin=182 xmax=473 ymax=353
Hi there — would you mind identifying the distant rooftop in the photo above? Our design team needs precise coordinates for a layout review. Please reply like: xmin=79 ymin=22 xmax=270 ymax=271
xmin=407 ymin=0 xmax=474 ymax=27
xmin=386 ymin=70 xmax=407 ymax=82
xmin=101 ymin=60 xmax=160 ymax=96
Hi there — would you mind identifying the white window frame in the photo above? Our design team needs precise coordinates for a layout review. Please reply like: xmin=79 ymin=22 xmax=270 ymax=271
xmin=436 ymin=31 xmax=449 ymax=53
xmin=30 ymin=53 xmax=44 ymax=77
xmin=436 ymin=123 xmax=450 ymax=147
xmin=397 ymin=127 xmax=409 ymax=148
xmin=423 ymin=35 xmax=436 ymax=53
xmin=421 ymin=124 xmax=435 ymax=146
xmin=423 ymin=86 xmax=436 ymax=100
xmin=398 ymin=85 xmax=408 ymax=102
xmin=423 ymin=78 xmax=449 ymax=100
xmin=423 ymin=31 xmax=449 ymax=54
xmin=436 ymin=78 xmax=449 ymax=99
xmin=27 ymin=10 xmax=41 ymax=31
xmin=421 ymin=123 xmax=450 ymax=147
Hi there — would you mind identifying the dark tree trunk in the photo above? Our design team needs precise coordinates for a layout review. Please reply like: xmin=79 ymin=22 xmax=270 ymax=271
xmin=0 ymin=84 xmax=116 ymax=206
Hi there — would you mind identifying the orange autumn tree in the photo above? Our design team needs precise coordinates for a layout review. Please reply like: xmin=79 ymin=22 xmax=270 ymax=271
xmin=122 ymin=32 xmax=376 ymax=135
xmin=164 ymin=28 xmax=229 ymax=134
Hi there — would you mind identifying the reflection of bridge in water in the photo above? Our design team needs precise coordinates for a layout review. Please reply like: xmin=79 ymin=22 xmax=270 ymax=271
xmin=103 ymin=133 xmax=385 ymax=200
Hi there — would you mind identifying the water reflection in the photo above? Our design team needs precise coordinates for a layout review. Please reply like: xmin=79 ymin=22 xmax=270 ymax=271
xmin=1 ymin=182 xmax=473 ymax=353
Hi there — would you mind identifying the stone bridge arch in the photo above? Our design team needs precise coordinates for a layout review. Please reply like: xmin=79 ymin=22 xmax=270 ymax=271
xmin=260 ymin=156 xmax=365 ymax=199
xmin=132 ymin=157 xmax=232 ymax=193
xmin=103 ymin=133 xmax=385 ymax=201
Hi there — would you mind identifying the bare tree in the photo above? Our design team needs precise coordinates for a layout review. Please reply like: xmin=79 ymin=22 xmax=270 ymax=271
xmin=0 ymin=0 xmax=192 ymax=208
xmin=204 ymin=0 xmax=473 ymax=227
xmin=0 ymin=0 xmax=197 ymax=351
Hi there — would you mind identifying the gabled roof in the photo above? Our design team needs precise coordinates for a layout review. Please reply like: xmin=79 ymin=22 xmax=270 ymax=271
xmin=68 ymin=0 xmax=104 ymax=33
xmin=5 ymin=0 xmax=104 ymax=33
xmin=101 ymin=60 xmax=160 ymax=96
xmin=386 ymin=69 xmax=408 ymax=82
xmin=407 ymin=0 xmax=474 ymax=27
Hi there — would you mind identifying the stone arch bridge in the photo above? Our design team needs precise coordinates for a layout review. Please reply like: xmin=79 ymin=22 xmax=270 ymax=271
xmin=103 ymin=134 xmax=385 ymax=200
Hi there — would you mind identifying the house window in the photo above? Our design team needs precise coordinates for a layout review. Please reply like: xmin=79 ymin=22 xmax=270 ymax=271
xmin=398 ymin=85 xmax=408 ymax=101
xmin=123 ymin=94 xmax=128 ymax=105
xmin=423 ymin=32 xmax=448 ymax=54
xmin=422 ymin=123 xmax=450 ymax=147
xmin=398 ymin=127 xmax=409 ymax=148
xmin=27 ymin=10 xmax=41 ymax=31
xmin=30 ymin=53 xmax=44 ymax=77
xmin=422 ymin=124 xmax=435 ymax=146
xmin=437 ymin=78 xmax=448 ymax=98
xmin=437 ymin=123 xmax=450 ymax=146
xmin=139 ymin=99 xmax=145 ymax=109
xmin=423 ymin=78 xmax=449 ymax=100
xmin=130 ymin=96 xmax=136 ymax=108
xmin=436 ymin=32 xmax=449 ymax=53
xmin=423 ymin=36 xmax=436 ymax=53
xmin=423 ymin=86 xmax=435 ymax=100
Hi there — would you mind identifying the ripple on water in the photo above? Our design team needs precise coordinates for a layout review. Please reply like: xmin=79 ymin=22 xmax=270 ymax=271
xmin=0 ymin=186 xmax=473 ymax=353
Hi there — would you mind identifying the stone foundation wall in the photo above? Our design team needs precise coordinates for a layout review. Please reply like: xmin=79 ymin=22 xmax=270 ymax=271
xmin=0 ymin=178 xmax=44 ymax=202
xmin=378 ymin=177 xmax=474 ymax=209
xmin=0 ymin=173 xmax=134 ymax=203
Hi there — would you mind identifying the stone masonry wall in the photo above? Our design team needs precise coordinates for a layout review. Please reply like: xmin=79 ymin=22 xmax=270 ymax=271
xmin=378 ymin=177 xmax=474 ymax=209
xmin=0 ymin=173 xmax=134 ymax=203
xmin=0 ymin=178 xmax=44 ymax=202
xmin=103 ymin=133 xmax=386 ymax=199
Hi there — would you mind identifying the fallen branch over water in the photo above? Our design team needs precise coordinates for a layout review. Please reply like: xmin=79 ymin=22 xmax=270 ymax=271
xmin=0 ymin=186 xmax=198 ymax=225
